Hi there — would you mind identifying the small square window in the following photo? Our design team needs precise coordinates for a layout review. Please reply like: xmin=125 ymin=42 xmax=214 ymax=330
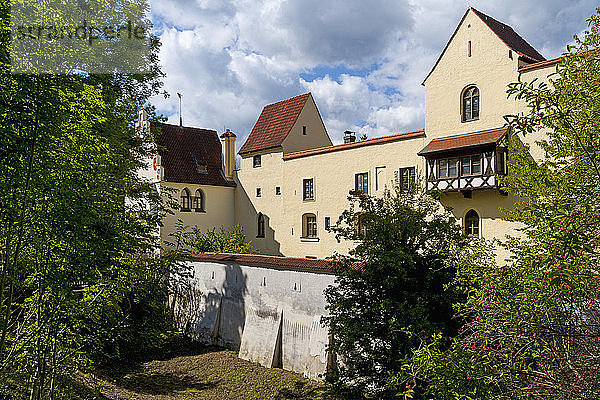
xmin=256 ymin=188 xmax=261 ymax=197
xmin=275 ymin=186 xmax=281 ymax=195
xmin=253 ymin=155 xmax=261 ymax=168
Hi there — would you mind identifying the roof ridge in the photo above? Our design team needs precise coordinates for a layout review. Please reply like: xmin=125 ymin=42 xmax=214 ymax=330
xmin=471 ymin=7 xmax=545 ymax=62
xmin=263 ymin=92 xmax=311 ymax=108
xmin=238 ymin=93 xmax=312 ymax=155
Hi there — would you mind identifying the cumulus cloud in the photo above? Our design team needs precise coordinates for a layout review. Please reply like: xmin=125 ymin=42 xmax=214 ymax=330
xmin=148 ymin=0 xmax=596 ymax=148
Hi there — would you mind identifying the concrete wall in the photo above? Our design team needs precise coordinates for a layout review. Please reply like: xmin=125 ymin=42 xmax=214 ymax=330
xmin=173 ymin=259 xmax=336 ymax=380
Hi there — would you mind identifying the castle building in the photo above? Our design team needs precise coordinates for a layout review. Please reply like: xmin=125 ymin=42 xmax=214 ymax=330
xmin=149 ymin=7 xmax=561 ymax=259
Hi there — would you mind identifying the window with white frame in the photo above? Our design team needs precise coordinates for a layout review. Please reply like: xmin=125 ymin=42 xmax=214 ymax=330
xmin=303 ymin=178 xmax=314 ymax=201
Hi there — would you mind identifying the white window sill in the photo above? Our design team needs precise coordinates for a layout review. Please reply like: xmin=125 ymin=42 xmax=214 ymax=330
xmin=300 ymin=237 xmax=319 ymax=242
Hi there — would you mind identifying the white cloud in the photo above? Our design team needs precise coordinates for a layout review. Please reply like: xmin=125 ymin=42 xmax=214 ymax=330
xmin=148 ymin=0 xmax=597 ymax=148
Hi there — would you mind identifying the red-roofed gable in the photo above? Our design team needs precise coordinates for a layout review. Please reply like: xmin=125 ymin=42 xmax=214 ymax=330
xmin=153 ymin=122 xmax=236 ymax=187
xmin=418 ymin=127 xmax=508 ymax=156
xmin=471 ymin=8 xmax=545 ymax=63
xmin=239 ymin=93 xmax=311 ymax=155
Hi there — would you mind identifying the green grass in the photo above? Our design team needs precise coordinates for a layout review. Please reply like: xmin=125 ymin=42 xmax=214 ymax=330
xmin=74 ymin=338 xmax=338 ymax=400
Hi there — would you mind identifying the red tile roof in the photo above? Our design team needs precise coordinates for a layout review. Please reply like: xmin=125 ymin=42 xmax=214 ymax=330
xmin=418 ymin=127 xmax=508 ymax=156
xmin=238 ymin=93 xmax=311 ymax=155
xmin=190 ymin=252 xmax=340 ymax=274
xmin=283 ymin=130 xmax=425 ymax=160
xmin=471 ymin=8 xmax=545 ymax=63
xmin=153 ymin=122 xmax=236 ymax=187
xmin=519 ymin=56 xmax=561 ymax=72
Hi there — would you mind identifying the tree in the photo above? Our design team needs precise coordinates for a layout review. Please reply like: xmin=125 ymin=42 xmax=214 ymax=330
xmin=0 ymin=0 xmax=170 ymax=397
xmin=323 ymin=186 xmax=468 ymax=399
xmin=406 ymin=9 xmax=600 ymax=399
xmin=188 ymin=224 xmax=256 ymax=254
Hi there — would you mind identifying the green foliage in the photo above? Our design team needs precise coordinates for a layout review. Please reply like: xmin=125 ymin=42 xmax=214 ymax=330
xmin=407 ymin=8 xmax=600 ymax=400
xmin=0 ymin=0 xmax=173 ymax=398
xmin=188 ymin=224 xmax=256 ymax=254
xmin=323 ymin=186 xmax=469 ymax=399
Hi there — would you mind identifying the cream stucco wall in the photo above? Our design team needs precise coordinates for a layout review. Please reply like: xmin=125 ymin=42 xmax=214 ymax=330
xmin=161 ymin=182 xmax=235 ymax=249
xmin=236 ymin=136 xmax=432 ymax=258
xmin=281 ymin=95 xmax=332 ymax=154
xmin=424 ymin=10 xmax=521 ymax=139
xmin=164 ymin=8 xmax=563 ymax=262
xmin=232 ymin=8 xmax=562 ymax=260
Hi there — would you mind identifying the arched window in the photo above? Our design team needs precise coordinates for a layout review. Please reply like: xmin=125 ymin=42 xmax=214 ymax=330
xmin=462 ymin=86 xmax=479 ymax=122
xmin=193 ymin=189 xmax=205 ymax=212
xmin=257 ymin=213 xmax=265 ymax=238
xmin=302 ymin=213 xmax=317 ymax=238
xmin=180 ymin=188 xmax=191 ymax=212
xmin=465 ymin=209 xmax=480 ymax=237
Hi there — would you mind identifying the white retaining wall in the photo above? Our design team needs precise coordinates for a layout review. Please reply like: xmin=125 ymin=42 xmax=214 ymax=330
xmin=174 ymin=258 xmax=336 ymax=380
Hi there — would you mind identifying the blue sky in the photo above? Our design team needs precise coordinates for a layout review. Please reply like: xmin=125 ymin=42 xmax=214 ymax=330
xmin=148 ymin=0 xmax=598 ymax=147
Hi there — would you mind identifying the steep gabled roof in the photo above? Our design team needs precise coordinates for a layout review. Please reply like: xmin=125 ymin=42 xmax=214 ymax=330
xmin=154 ymin=122 xmax=236 ymax=187
xmin=471 ymin=8 xmax=545 ymax=62
xmin=418 ymin=126 xmax=508 ymax=156
xmin=238 ymin=93 xmax=311 ymax=155
xmin=422 ymin=7 xmax=545 ymax=85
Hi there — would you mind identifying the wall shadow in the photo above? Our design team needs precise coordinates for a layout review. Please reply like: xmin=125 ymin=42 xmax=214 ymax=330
xmin=234 ymin=173 xmax=283 ymax=256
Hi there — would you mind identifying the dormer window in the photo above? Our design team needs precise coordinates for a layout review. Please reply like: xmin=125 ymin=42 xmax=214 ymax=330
xmin=462 ymin=86 xmax=479 ymax=122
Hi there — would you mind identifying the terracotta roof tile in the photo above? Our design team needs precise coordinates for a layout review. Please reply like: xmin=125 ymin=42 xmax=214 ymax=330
xmin=190 ymin=252 xmax=339 ymax=274
xmin=283 ymin=130 xmax=425 ymax=160
xmin=238 ymin=93 xmax=311 ymax=155
xmin=153 ymin=122 xmax=236 ymax=187
xmin=471 ymin=8 xmax=545 ymax=62
xmin=418 ymin=127 xmax=508 ymax=156
xmin=519 ymin=56 xmax=561 ymax=72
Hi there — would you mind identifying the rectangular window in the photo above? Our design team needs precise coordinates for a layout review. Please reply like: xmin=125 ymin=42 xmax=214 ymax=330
xmin=307 ymin=215 xmax=317 ymax=237
xmin=438 ymin=158 xmax=458 ymax=178
xmin=325 ymin=217 xmax=330 ymax=231
xmin=461 ymin=155 xmax=482 ymax=176
xmin=399 ymin=167 xmax=416 ymax=191
xmin=302 ymin=125 xmax=307 ymax=135
xmin=275 ymin=186 xmax=281 ymax=195
xmin=468 ymin=40 xmax=472 ymax=57
xmin=303 ymin=178 xmax=314 ymax=200
xmin=256 ymin=188 xmax=261 ymax=197
xmin=253 ymin=155 xmax=261 ymax=168
xmin=355 ymin=172 xmax=369 ymax=194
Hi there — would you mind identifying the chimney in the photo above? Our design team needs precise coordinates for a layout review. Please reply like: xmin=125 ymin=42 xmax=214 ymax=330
xmin=344 ymin=130 xmax=356 ymax=144
xmin=220 ymin=129 xmax=237 ymax=179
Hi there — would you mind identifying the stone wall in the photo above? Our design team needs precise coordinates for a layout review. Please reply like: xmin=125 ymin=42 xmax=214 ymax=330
xmin=172 ymin=253 xmax=337 ymax=380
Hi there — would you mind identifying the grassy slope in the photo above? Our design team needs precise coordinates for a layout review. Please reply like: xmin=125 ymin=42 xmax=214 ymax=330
xmin=75 ymin=340 xmax=335 ymax=400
